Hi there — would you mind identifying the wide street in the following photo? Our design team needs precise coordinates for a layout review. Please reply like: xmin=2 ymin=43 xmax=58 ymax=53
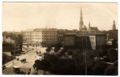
xmin=3 ymin=46 xmax=46 ymax=74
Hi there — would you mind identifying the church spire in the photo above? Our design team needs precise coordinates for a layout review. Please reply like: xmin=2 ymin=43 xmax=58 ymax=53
xmin=79 ymin=8 xmax=84 ymax=31
xmin=112 ymin=20 xmax=116 ymax=30
xmin=80 ymin=8 xmax=83 ymax=22
xmin=89 ymin=22 xmax=91 ymax=28
xmin=88 ymin=22 xmax=91 ymax=31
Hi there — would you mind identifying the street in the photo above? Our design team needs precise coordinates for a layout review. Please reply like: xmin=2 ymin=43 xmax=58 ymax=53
xmin=3 ymin=46 xmax=46 ymax=74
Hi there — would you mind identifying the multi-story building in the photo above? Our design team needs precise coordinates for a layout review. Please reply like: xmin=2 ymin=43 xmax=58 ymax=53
xmin=40 ymin=28 xmax=58 ymax=46
xmin=63 ymin=30 xmax=77 ymax=46
xmin=89 ymin=33 xmax=106 ymax=50
xmin=22 ymin=31 xmax=32 ymax=46
xmin=22 ymin=28 xmax=58 ymax=48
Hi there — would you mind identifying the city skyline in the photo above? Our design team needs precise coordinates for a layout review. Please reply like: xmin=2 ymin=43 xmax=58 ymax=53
xmin=3 ymin=2 xmax=118 ymax=32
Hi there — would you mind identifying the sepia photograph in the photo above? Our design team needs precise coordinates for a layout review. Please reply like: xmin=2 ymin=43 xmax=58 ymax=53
xmin=2 ymin=2 xmax=118 ymax=75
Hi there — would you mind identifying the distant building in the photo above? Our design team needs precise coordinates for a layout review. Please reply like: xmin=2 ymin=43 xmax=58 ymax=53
xmin=95 ymin=33 xmax=106 ymax=48
xmin=88 ymin=22 xmax=99 ymax=33
xmin=22 ymin=28 xmax=58 ymax=47
xmin=89 ymin=35 xmax=96 ymax=50
xmin=22 ymin=31 xmax=32 ymax=45
xmin=73 ymin=31 xmax=106 ymax=50
xmin=40 ymin=28 xmax=58 ymax=46
xmin=63 ymin=33 xmax=92 ymax=50
xmin=89 ymin=33 xmax=106 ymax=50
xmin=63 ymin=31 xmax=76 ymax=46
xmin=63 ymin=35 xmax=76 ymax=46
xmin=75 ymin=36 xmax=92 ymax=50
xmin=63 ymin=31 xmax=106 ymax=50
xmin=112 ymin=20 xmax=116 ymax=30
xmin=79 ymin=8 xmax=87 ymax=31
xmin=106 ymin=20 xmax=118 ymax=40
xmin=57 ymin=29 xmax=77 ymax=44
xmin=57 ymin=29 xmax=65 ymax=43
xmin=22 ymin=28 xmax=106 ymax=50
xmin=106 ymin=20 xmax=118 ymax=46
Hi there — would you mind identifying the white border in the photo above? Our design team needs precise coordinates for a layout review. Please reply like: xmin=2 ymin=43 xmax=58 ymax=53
xmin=1 ymin=0 xmax=118 ymax=2
xmin=0 ymin=0 xmax=119 ymax=77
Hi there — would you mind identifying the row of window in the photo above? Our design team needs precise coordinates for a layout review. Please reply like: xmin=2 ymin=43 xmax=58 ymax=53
xmin=23 ymin=34 xmax=57 ymax=37
xmin=23 ymin=32 xmax=57 ymax=35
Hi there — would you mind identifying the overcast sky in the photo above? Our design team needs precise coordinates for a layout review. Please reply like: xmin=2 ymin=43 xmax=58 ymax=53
xmin=3 ymin=2 xmax=118 ymax=32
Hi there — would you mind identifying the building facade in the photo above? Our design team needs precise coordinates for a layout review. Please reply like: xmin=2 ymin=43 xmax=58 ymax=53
xmin=89 ymin=33 xmax=106 ymax=50
xmin=22 ymin=28 xmax=58 ymax=48
xmin=41 ymin=28 xmax=58 ymax=46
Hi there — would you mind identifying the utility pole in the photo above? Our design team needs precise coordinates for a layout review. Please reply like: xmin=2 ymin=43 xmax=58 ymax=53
xmin=83 ymin=36 xmax=87 ymax=75
xmin=85 ymin=36 xmax=87 ymax=75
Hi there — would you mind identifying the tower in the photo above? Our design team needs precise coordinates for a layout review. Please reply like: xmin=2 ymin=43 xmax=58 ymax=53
xmin=112 ymin=20 xmax=116 ymax=30
xmin=88 ymin=22 xmax=91 ymax=30
xmin=79 ymin=8 xmax=84 ymax=31
xmin=79 ymin=8 xmax=87 ymax=31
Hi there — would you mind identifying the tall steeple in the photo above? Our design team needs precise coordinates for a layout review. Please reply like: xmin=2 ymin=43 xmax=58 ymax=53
xmin=112 ymin=20 xmax=116 ymax=30
xmin=88 ymin=22 xmax=90 ymax=28
xmin=88 ymin=22 xmax=91 ymax=31
xmin=79 ymin=8 xmax=84 ymax=31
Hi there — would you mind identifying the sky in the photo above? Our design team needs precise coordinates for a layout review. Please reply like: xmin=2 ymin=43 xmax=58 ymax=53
xmin=3 ymin=2 xmax=118 ymax=32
